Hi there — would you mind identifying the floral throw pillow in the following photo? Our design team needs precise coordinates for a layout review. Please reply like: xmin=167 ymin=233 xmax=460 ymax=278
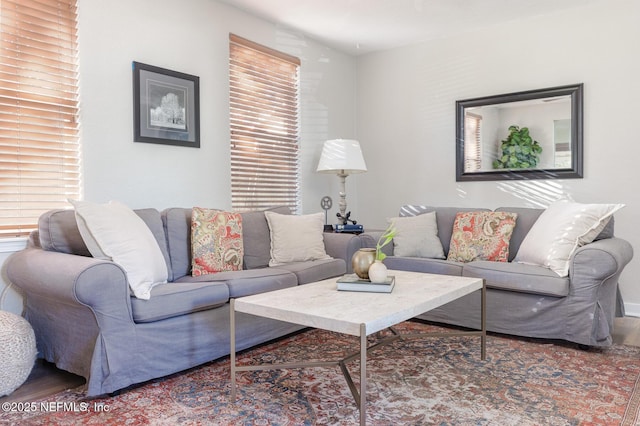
xmin=191 ymin=208 xmax=243 ymax=276
xmin=447 ymin=211 xmax=518 ymax=262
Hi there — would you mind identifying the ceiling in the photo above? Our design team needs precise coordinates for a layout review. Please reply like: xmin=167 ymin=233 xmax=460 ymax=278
xmin=219 ymin=0 xmax=601 ymax=55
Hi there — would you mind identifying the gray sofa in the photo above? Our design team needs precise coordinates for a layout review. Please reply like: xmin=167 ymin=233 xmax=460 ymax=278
xmin=361 ymin=205 xmax=633 ymax=347
xmin=5 ymin=206 xmax=362 ymax=397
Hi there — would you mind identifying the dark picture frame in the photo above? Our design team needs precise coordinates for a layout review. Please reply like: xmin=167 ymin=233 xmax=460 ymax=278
xmin=132 ymin=61 xmax=200 ymax=148
xmin=455 ymin=83 xmax=583 ymax=181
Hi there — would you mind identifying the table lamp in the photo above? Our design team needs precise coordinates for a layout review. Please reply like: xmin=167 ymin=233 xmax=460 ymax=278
xmin=316 ymin=139 xmax=367 ymax=224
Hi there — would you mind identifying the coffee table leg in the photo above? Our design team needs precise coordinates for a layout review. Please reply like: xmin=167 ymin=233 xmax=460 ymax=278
xmin=360 ymin=323 xmax=366 ymax=426
xmin=230 ymin=299 xmax=237 ymax=401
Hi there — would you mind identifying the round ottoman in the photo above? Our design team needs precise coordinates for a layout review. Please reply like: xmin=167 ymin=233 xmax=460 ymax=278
xmin=0 ymin=311 xmax=37 ymax=397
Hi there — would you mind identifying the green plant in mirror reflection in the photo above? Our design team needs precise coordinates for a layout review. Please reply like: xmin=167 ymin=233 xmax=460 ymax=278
xmin=493 ymin=125 xmax=542 ymax=169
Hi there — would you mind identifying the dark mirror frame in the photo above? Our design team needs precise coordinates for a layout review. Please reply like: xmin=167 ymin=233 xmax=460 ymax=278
xmin=456 ymin=83 xmax=583 ymax=181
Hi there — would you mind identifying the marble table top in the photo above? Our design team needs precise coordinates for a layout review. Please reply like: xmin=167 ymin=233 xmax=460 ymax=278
xmin=233 ymin=270 xmax=483 ymax=337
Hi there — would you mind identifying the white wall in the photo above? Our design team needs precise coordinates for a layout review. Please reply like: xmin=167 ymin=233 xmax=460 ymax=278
xmin=0 ymin=0 xmax=357 ymax=313
xmin=77 ymin=0 xmax=356 ymax=213
xmin=355 ymin=0 xmax=640 ymax=313
xmin=5 ymin=0 xmax=639 ymax=314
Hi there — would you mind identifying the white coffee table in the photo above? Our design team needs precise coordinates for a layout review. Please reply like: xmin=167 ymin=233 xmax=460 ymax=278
xmin=230 ymin=270 xmax=485 ymax=425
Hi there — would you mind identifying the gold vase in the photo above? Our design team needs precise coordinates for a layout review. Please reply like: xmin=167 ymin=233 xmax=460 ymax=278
xmin=352 ymin=248 xmax=376 ymax=280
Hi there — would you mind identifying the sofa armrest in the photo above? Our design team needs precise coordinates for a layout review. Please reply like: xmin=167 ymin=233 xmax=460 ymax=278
xmin=6 ymin=248 xmax=133 ymax=321
xmin=323 ymin=232 xmax=362 ymax=273
xmin=6 ymin=247 xmax=139 ymax=391
xmin=571 ymin=237 xmax=633 ymax=281
xmin=568 ymin=237 xmax=633 ymax=345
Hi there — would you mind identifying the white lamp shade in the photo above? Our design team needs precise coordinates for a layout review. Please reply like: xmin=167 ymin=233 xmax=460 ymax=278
xmin=316 ymin=139 xmax=367 ymax=174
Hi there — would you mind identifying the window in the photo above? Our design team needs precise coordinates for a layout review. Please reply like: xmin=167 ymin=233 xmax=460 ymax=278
xmin=464 ymin=112 xmax=482 ymax=172
xmin=229 ymin=34 xmax=300 ymax=212
xmin=0 ymin=0 xmax=80 ymax=237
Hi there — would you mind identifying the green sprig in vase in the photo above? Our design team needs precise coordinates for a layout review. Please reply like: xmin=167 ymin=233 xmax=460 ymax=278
xmin=368 ymin=224 xmax=396 ymax=283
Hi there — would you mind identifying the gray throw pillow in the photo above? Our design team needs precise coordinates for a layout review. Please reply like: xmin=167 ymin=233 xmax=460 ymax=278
xmin=389 ymin=212 xmax=445 ymax=259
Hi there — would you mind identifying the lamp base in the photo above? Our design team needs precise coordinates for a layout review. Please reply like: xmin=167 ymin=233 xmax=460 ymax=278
xmin=323 ymin=224 xmax=334 ymax=232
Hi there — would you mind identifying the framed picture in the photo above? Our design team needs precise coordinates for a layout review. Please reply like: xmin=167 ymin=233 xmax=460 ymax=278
xmin=132 ymin=61 xmax=200 ymax=148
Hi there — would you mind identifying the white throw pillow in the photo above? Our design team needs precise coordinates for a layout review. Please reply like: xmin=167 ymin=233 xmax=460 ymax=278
xmin=514 ymin=200 xmax=624 ymax=277
xmin=389 ymin=212 xmax=445 ymax=259
xmin=69 ymin=200 xmax=168 ymax=299
xmin=264 ymin=211 xmax=331 ymax=266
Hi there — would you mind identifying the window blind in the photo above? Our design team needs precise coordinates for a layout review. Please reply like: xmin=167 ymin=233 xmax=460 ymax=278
xmin=229 ymin=34 xmax=300 ymax=213
xmin=0 ymin=0 xmax=80 ymax=237
xmin=464 ymin=112 xmax=482 ymax=172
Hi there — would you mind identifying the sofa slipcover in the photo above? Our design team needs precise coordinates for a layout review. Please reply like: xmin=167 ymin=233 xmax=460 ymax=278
xmin=6 ymin=206 xmax=362 ymax=396
xmin=361 ymin=205 xmax=633 ymax=347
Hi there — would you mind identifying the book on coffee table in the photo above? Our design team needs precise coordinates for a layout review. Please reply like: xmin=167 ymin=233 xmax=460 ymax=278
xmin=336 ymin=274 xmax=395 ymax=293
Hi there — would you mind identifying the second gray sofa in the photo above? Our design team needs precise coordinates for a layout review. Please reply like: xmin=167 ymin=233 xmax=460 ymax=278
xmin=361 ymin=205 xmax=633 ymax=347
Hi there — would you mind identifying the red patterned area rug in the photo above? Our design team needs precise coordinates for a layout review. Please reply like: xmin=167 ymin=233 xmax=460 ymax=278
xmin=2 ymin=321 xmax=640 ymax=425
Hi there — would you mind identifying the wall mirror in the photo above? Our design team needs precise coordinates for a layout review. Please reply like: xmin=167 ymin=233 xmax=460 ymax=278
xmin=456 ymin=83 xmax=583 ymax=181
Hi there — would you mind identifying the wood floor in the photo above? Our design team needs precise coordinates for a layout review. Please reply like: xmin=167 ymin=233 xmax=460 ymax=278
xmin=2 ymin=317 xmax=640 ymax=404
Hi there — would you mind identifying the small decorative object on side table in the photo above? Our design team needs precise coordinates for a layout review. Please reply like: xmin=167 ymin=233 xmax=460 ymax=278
xmin=334 ymin=211 xmax=363 ymax=234
xmin=320 ymin=196 xmax=334 ymax=232
xmin=335 ymin=222 xmax=364 ymax=234
xmin=0 ymin=311 xmax=37 ymax=396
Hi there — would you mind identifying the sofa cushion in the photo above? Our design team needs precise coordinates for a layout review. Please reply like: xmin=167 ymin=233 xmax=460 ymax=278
xmin=191 ymin=208 xmax=244 ymax=275
xmin=447 ymin=211 xmax=517 ymax=262
xmin=241 ymin=206 xmax=291 ymax=269
xmin=135 ymin=209 xmax=173 ymax=279
xmin=384 ymin=256 xmax=464 ymax=276
xmin=463 ymin=260 xmax=570 ymax=297
xmin=38 ymin=207 xmax=173 ymax=277
xmin=69 ymin=200 xmax=168 ymax=300
xmin=595 ymin=216 xmax=615 ymax=240
xmin=264 ymin=211 xmax=330 ymax=266
xmin=514 ymin=201 xmax=624 ymax=277
xmin=131 ymin=281 xmax=229 ymax=323
xmin=399 ymin=205 xmax=490 ymax=255
xmin=494 ymin=207 xmax=544 ymax=261
xmin=162 ymin=206 xmax=295 ymax=280
xmin=162 ymin=207 xmax=194 ymax=281
xmin=174 ymin=268 xmax=298 ymax=298
xmin=273 ymin=258 xmax=346 ymax=284
xmin=388 ymin=212 xmax=445 ymax=259
xmin=38 ymin=209 xmax=92 ymax=256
